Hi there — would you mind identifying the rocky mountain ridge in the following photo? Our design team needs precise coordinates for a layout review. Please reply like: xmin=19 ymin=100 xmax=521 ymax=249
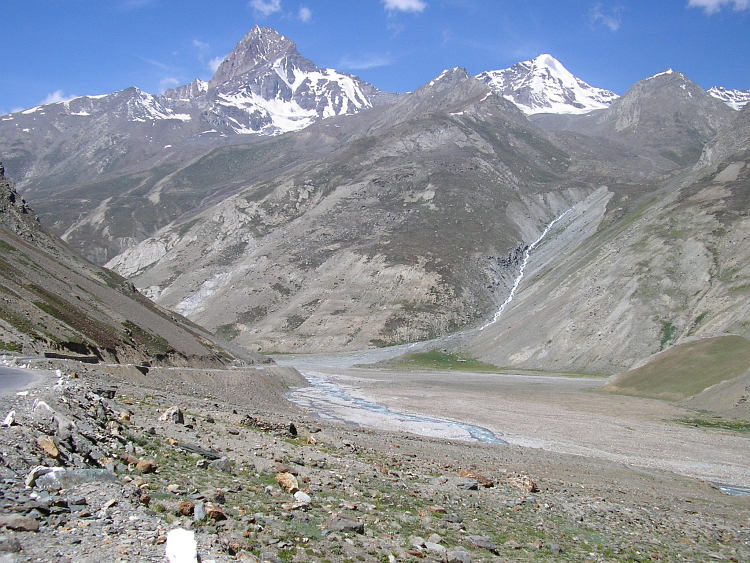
xmin=0 ymin=26 xmax=383 ymax=200
xmin=1 ymin=27 xmax=749 ymax=372
xmin=101 ymin=61 xmax=750 ymax=371
xmin=104 ymin=67 xmax=582 ymax=353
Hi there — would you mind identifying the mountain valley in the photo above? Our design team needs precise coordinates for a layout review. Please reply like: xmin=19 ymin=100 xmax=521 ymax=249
xmin=2 ymin=26 xmax=750 ymax=371
xmin=1 ymin=23 xmax=750 ymax=562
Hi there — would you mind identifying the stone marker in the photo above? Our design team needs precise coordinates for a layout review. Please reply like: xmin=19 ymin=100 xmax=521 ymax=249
xmin=165 ymin=528 xmax=198 ymax=563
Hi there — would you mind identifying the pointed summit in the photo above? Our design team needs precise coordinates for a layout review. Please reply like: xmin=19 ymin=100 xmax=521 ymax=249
xmin=591 ymin=69 xmax=735 ymax=167
xmin=614 ymin=68 xmax=722 ymax=114
xmin=418 ymin=67 xmax=472 ymax=93
xmin=209 ymin=26 xmax=300 ymax=88
xmin=477 ymin=54 xmax=618 ymax=115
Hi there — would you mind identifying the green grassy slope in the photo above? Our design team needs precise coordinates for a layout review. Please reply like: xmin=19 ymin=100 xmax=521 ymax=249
xmin=603 ymin=335 xmax=750 ymax=401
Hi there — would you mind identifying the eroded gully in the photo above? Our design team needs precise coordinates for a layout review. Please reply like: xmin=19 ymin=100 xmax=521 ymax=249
xmin=277 ymin=210 xmax=573 ymax=445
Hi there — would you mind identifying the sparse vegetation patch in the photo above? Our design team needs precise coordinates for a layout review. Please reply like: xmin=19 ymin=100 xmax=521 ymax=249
xmin=390 ymin=349 xmax=501 ymax=372
xmin=678 ymin=417 xmax=750 ymax=433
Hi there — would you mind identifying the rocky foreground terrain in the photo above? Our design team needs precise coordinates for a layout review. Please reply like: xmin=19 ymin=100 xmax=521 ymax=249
xmin=0 ymin=357 xmax=747 ymax=562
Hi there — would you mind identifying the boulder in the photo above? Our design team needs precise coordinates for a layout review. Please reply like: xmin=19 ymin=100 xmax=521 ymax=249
xmin=177 ymin=442 xmax=221 ymax=460
xmin=36 ymin=436 xmax=59 ymax=459
xmin=159 ymin=406 xmax=184 ymax=424
xmin=508 ymin=473 xmax=537 ymax=493
xmin=275 ymin=472 xmax=299 ymax=494
xmin=1 ymin=410 xmax=15 ymax=427
xmin=458 ymin=469 xmax=494 ymax=488
xmin=456 ymin=478 xmax=479 ymax=490
xmin=409 ymin=536 xmax=425 ymax=548
xmin=210 ymin=457 xmax=233 ymax=473
xmin=0 ymin=514 xmax=39 ymax=532
xmin=293 ymin=491 xmax=311 ymax=504
xmin=25 ymin=466 xmax=55 ymax=488
xmin=324 ymin=513 xmax=364 ymax=534
xmin=193 ymin=502 xmax=206 ymax=522
xmin=34 ymin=468 xmax=117 ymax=491
xmin=0 ymin=534 xmax=22 ymax=553
xmin=467 ymin=535 xmax=498 ymax=553
xmin=425 ymin=542 xmax=446 ymax=555
xmin=447 ymin=547 xmax=472 ymax=563
xmin=136 ymin=459 xmax=157 ymax=474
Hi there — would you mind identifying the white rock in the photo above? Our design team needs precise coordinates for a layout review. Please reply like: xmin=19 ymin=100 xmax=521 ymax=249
xmin=33 ymin=399 xmax=52 ymax=413
xmin=165 ymin=528 xmax=198 ymax=563
xmin=294 ymin=490 xmax=311 ymax=504
xmin=1 ymin=410 xmax=15 ymax=427
xmin=159 ymin=406 xmax=184 ymax=424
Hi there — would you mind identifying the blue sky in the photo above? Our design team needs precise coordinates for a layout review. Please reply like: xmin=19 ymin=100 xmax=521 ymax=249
xmin=1 ymin=0 xmax=748 ymax=114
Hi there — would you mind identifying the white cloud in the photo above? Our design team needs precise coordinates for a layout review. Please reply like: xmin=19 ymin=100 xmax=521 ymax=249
xmin=159 ymin=77 xmax=180 ymax=92
xmin=687 ymin=0 xmax=749 ymax=13
xmin=250 ymin=0 xmax=281 ymax=16
xmin=298 ymin=5 xmax=312 ymax=22
xmin=338 ymin=54 xmax=393 ymax=70
xmin=141 ymin=57 xmax=172 ymax=72
xmin=590 ymin=3 xmax=623 ymax=31
xmin=382 ymin=0 xmax=427 ymax=13
xmin=41 ymin=90 xmax=77 ymax=105
xmin=192 ymin=39 xmax=209 ymax=50
xmin=209 ymin=55 xmax=226 ymax=74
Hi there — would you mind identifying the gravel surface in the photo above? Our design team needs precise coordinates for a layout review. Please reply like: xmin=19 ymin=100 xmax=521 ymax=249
xmin=289 ymin=365 xmax=750 ymax=488
xmin=0 ymin=356 xmax=747 ymax=562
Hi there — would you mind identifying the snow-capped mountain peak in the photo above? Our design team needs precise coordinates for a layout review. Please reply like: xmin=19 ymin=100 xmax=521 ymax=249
xmin=192 ymin=25 xmax=380 ymax=135
xmin=708 ymin=86 xmax=750 ymax=110
xmin=476 ymin=54 xmax=619 ymax=115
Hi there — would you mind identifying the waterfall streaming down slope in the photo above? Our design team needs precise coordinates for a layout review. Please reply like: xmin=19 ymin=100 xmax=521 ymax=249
xmin=480 ymin=209 xmax=571 ymax=331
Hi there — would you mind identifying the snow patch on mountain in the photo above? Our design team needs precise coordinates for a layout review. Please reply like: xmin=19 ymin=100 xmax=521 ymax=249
xmin=709 ymin=86 xmax=750 ymax=110
xmin=646 ymin=69 xmax=674 ymax=81
xmin=126 ymin=90 xmax=191 ymax=122
xmin=206 ymin=67 xmax=373 ymax=136
xmin=477 ymin=54 xmax=618 ymax=115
